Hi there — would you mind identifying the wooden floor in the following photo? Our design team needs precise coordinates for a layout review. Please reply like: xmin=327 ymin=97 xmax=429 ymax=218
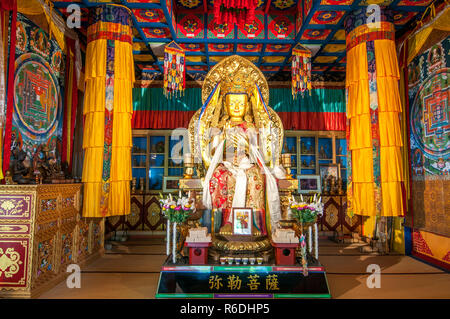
xmin=38 ymin=236 xmax=450 ymax=299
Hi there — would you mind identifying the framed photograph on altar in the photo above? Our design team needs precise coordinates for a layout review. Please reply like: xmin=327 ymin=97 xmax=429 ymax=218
xmin=298 ymin=175 xmax=321 ymax=194
xmin=232 ymin=208 xmax=253 ymax=236
xmin=163 ymin=176 xmax=180 ymax=192
xmin=319 ymin=163 xmax=340 ymax=181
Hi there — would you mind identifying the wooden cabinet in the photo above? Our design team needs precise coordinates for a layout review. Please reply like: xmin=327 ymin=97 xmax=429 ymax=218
xmin=0 ymin=184 xmax=103 ymax=298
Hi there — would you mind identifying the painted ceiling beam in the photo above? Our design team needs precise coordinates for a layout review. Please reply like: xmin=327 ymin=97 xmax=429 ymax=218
xmin=121 ymin=0 xmax=163 ymax=73
xmin=265 ymin=0 xmax=273 ymax=14
xmin=321 ymin=0 xmax=364 ymax=73
xmin=135 ymin=38 xmax=172 ymax=43
xmin=175 ymin=37 xmax=297 ymax=44
xmin=137 ymin=22 xmax=169 ymax=28
xmin=205 ymin=13 xmax=211 ymax=68
xmin=160 ymin=0 xmax=177 ymax=40
xmin=119 ymin=2 xmax=161 ymax=9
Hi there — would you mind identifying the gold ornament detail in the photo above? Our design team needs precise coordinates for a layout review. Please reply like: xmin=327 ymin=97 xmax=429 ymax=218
xmin=0 ymin=199 xmax=25 ymax=216
xmin=0 ymin=248 xmax=23 ymax=278
xmin=202 ymin=55 xmax=269 ymax=104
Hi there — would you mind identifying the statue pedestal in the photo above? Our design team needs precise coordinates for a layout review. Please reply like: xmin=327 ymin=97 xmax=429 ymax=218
xmin=156 ymin=257 xmax=331 ymax=299
xmin=185 ymin=242 xmax=212 ymax=265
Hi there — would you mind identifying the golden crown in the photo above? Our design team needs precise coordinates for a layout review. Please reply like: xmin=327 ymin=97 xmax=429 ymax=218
xmin=220 ymin=73 xmax=254 ymax=96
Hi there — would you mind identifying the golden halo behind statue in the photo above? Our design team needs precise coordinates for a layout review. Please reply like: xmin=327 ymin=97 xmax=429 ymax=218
xmin=202 ymin=55 xmax=269 ymax=104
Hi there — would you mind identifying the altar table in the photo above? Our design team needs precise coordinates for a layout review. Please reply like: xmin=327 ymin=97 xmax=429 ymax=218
xmin=0 ymin=184 xmax=104 ymax=298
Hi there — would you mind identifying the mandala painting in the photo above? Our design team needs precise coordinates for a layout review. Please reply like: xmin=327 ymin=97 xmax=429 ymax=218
xmin=12 ymin=14 xmax=64 ymax=161
xmin=409 ymin=37 xmax=450 ymax=176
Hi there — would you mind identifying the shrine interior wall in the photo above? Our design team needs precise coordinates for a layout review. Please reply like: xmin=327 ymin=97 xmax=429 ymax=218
xmin=406 ymin=35 xmax=450 ymax=268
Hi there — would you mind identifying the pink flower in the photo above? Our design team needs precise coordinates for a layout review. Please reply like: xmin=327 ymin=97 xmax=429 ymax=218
xmin=174 ymin=206 xmax=181 ymax=211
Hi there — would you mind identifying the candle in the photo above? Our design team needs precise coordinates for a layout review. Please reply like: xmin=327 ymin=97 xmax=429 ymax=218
xmin=308 ymin=226 xmax=312 ymax=253
xmin=183 ymin=153 xmax=192 ymax=163
xmin=314 ymin=223 xmax=319 ymax=260
xmin=179 ymin=190 xmax=182 ymax=198
xmin=166 ymin=219 xmax=170 ymax=256
xmin=172 ymin=222 xmax=177 ymax=264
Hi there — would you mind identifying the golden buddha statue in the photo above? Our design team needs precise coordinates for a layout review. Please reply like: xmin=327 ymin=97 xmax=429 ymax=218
xmin=187 ymin=56 xmax=287 ymax=255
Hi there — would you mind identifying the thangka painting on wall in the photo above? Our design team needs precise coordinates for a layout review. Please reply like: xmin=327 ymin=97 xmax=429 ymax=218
xmin=408 ymin=36 xmax=449 ymax=238
xmin=12 ymin=13 xmax=65 ymax=164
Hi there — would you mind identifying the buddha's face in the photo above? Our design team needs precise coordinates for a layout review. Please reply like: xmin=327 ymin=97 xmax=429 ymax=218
xmin=225 ymin=94 xmax=248 ymax=119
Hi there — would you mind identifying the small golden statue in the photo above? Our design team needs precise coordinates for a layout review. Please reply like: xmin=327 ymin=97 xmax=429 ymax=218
xmin=4 ymin=170 xmax=14 ymax=185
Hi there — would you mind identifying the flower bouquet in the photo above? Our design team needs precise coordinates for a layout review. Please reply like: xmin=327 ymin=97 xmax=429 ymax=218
xmin=289 ymin=194 xmax=324 ymax=267
xmin=159 ymin=191 xmax=195 ymax=263
xmin=159 ymin=192 xmax=193 ymax=224
xmin=289 ymin=194 xmax=324 ymax=226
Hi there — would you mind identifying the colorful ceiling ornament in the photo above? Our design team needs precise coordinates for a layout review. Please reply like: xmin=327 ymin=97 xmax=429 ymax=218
xmin=180 ymin=43 xmax=205 ymax=52
xmin=209 ymin=43 xmax=234 ymax=52
xmin=268 ymin=15 xmax=295 ymax=39
xmin=185 ymin=56 xmax=206 ymax=62
xmin=164 ymin=41 xmax=185 ymax=97
xmin=186 ymin=65 xmax=208 ymax=71
xmin=134 ymin=54 xmax=155 ymax=62
xmin=302 ymin=29 xmax=332 ymax=40
xmin=177 ymin=14 xmax=204 ymax=38
xmin=393 ymin=11 xmax=419 ymax=25
xmin=266 ymin=44 xmax=291 ymax=53
xmin=133 ymin=42 xmax=149 ymax=52
xmin=260 ymin=65 xmax=280 ymax=72
xmin=311 ymin=11 xmax=345 ymax=25
xmin=207 ymin=16 xmax=234 ymax=39
xmin=209 ymin=56 xmax=227 ymax=63
xmin=176 ymin=0 xmax=203 ymax=9
xmin=322 ymin=44 xmax=346 ymax=53
xmin=314 ymin=56 xmax=338 ymax=63
xmin=238 ymin=15 xmax=265 ymax=39
xmin=142 ymin=27 xmax=171 ymax=38
xmin=332 ymin=29 xmax=346 ymax=41
xmin=271 ymin=0 xmax=297 ymax=11
xmin=133 ymin=9 xmax=166 ymax=23
xmin=237 ymin=43 xmax=263 ymax=52
xmin=263 ymin=56 xmax=286 ymax=63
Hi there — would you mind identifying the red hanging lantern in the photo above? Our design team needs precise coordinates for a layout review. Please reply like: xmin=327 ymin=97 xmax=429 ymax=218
xmin=214 ymin=0 xmax=257 ymax=26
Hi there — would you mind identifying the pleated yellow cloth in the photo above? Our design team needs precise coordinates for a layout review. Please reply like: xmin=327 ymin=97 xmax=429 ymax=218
xmin=82 ymin=5 xmax=134 ymax=217
xmin=345 ymin=18 xmax=405 ymax=218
